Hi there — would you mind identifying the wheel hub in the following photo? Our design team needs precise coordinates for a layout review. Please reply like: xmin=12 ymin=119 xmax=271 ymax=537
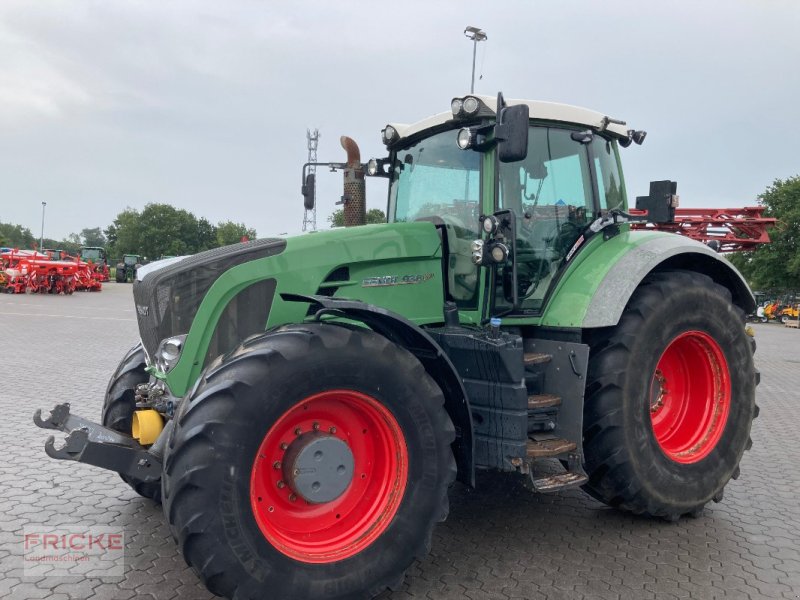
xmin=282 ymin=433 xmax=355 ymax=503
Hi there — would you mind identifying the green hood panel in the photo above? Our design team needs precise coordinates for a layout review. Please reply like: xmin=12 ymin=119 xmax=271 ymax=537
xmin=165 ymin=222 xmax=445 ymax=396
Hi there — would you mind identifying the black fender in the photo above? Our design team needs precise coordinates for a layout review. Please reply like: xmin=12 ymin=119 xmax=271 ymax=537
xmin=282 ymin=293 xmax=475 ymax=487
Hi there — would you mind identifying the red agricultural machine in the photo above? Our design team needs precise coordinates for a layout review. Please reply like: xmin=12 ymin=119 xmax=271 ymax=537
xmin=0 ymin=249 xmax=103 ymax=294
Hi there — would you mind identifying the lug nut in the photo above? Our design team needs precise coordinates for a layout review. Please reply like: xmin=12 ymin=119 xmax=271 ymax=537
xmin=280 ymin=443 xmax=288 ymax=451
xmin=289 ymin=494 xmax=297 ymax=502
xmin=273 ymin=461 xmax=281 ymax=469
xmin=313 ymin=422 xmax=320 ymax=431
xmin=329 ymin=426 xmax=337 ymax=434
xmin=294 ymin=428 xmax=302 ymax=436
xmin=277 ymin=481 xmax=285 ymax=489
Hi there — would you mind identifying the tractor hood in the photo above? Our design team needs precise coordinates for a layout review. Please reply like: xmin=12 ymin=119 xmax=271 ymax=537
xmin=134 ymin=222 xmax=444 ymax=397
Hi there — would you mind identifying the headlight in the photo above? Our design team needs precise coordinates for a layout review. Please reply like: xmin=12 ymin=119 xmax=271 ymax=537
xmin=451 ymin=98 xmax=463 ymax=116
xmin=482 ymin=215 xmax=500 ymax=235
xmin=489 ymin=243 xmax=510 ymax=263
xmin=155 ymin=334 xmax=187 ymax=373
xmin=366 ymin=158 xmax=379 ymax=176
xmin=457 ymin=127 xmax=474 ymax=150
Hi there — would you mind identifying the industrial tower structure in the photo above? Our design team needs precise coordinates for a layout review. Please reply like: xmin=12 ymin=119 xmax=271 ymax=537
xmin=302 ymin=129 xmax=319 ymax=232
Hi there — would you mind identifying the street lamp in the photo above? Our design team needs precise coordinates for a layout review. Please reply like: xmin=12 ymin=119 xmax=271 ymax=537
xmin=464 ymin=26 xmax=487 ymax=94
xmin=40 ymin=202 xmax=46 ymax=252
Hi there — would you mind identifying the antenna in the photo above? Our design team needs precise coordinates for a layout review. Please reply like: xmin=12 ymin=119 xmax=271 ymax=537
xmin=302 ymin=128 xmax=319 ymax=232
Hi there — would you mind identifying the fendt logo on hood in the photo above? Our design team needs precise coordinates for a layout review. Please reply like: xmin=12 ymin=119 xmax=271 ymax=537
xmin=136 ymin=305 xmax=149 ymax=317
xmin=361 ymin=273 xmax=434 ymax=288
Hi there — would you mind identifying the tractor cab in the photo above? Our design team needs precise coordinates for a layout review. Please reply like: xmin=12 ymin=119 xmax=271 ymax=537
xmin=80 ymin=246 xmax=107 ymax=265
xmin=373 ymin=93 xmax=648 ymax=321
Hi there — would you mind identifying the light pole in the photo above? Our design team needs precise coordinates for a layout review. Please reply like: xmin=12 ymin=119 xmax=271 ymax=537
xmin=464 ymin=26 xmax=487 ymax=94
xmin=40 ymin=202 xmax=46 ymax=252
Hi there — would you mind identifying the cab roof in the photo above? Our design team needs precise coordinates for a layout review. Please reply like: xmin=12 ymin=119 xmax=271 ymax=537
xmin=387 ymin=94 xmax=632 ymax=145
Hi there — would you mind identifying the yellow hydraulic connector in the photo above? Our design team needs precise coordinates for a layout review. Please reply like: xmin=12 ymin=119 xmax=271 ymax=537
xmin=132 ymin=409 xmax=164 ymax=446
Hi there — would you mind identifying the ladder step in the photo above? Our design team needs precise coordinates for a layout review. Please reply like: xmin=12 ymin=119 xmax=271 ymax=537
xmin=528 ymin=394 xmax=561 ymax=409
xmin=531 ymin=472 xmax=588 ymax=493
xmin=523 ymin=352 xmax=551 ymax=366
xmin=526 ymin=438 xmax=577 ymax=458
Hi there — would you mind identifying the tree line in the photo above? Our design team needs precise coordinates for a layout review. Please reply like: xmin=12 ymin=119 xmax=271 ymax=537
xmin=0 ymin=203 xmax=256 ymax=261
xmin=728 ymin=176 xmax=799 ymax=294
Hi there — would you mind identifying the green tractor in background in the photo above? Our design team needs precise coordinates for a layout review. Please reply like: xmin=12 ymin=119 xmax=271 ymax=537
xmin=35 ymin=93 xmax=758 ymax=600
xmin=115 ymin=253 xmax=143 ymax=283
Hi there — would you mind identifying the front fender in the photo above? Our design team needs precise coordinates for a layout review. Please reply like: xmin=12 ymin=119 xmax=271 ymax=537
xmin=541 ymin=230 xmax=754 ymax=329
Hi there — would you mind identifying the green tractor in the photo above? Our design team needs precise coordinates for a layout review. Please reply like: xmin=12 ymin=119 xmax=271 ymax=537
xmin=35 ymin=93 xmax=758 ymax=600
xmin=115 ymin=253 xmax=143 ymax=283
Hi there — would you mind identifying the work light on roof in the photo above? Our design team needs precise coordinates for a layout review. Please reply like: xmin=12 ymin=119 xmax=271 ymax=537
xmin=451 ymin=98 xmax=463 ymax=116
xmin=381 ymin=125 xmax=398 ymax=146
xmin=463 ymin=96 xmax=480 ymax=115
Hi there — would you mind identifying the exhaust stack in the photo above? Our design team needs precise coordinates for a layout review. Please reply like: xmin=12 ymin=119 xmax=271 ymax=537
xmin=340 ymin=136 xmax=366 ymax=227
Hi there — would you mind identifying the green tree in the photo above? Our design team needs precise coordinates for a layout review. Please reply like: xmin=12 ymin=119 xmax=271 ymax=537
xmin=196 ymin=218 xmax=218 ymax=252
xmin=0 ymin=222 xmax=36 ymax=248
xmin=327 ymin=208 xmax=386 ymax=228
xmin=729 ymin=176 xmax=800 ymax=290
xmin=216 ymin=221 xmax=256 ymax=246
xmin=110 ymin=208 xmax=143 ymax=258
xmin=81 ymin=227 xmax=107 ymax=247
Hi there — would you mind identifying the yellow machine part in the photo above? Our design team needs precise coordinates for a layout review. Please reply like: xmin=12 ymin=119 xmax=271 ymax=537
xmin=132 ymin=409 xmax=164 ymax=446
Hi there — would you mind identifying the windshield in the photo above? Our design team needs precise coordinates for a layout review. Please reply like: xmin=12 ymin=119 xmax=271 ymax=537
xmin=124 ymin=256 xmax=138 ymax=265
xmin=81 ymin=248 xmax=103 ymax=261
xmin=389 ymin=129 xmax=482 ymax=308
xmin=389 ymin=129 xmax=481 ymax=230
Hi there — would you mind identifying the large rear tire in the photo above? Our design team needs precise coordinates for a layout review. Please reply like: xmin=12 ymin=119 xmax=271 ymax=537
xmin=101 ymin=343 xmax=162 ymax=502
xmin=162 ymin=323 xmax=456 ymax=600
xmin=582 ymin=270 xmax=757 ymax=519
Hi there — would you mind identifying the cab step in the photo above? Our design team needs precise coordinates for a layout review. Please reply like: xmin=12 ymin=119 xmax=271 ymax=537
xmin=527 ymin=393 xmax=561 ymax=409
xmin=526 ymin=438 xmax=576 ymax=458
xmin=531 ymin=471 xmax=588 ymax=493
xmin=523 ymin=352 xmax=552 ymax=367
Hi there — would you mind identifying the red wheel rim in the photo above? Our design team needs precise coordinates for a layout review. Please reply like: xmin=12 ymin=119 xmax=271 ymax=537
xmin=250 ymin=390 xmax=408 ymax=563
xmin=649 ymin=331 xmax=731 ymax=463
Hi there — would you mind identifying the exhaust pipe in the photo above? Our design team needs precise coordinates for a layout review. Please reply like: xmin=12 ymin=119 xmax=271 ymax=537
xmin=340 ymin=136 xmax=366 ymax=227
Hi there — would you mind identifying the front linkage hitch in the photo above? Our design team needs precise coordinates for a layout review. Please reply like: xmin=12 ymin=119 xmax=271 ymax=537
xmin=33 ymin=403 xmax=161 ymax=482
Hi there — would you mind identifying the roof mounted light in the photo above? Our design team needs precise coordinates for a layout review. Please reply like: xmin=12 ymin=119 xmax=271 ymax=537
xmin=450 ymin=95 xmax=494 ymax=120
xmin=366 ymin=159 xmax=379 ymax=176
xmin=620 ymin=129 xmax=647 ymax=148
xmin=381 ymin=125 xmax=399 ymax=146
xmin=463 ymin=96 xmax=480 ymax=115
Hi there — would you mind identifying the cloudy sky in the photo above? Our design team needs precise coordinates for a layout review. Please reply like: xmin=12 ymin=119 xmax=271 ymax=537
xmin=1 ymin=1 xmax=798 ymax=241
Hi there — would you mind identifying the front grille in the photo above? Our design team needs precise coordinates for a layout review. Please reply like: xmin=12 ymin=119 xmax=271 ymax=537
xmin=133 ymin=238 xmax=286 ymax=362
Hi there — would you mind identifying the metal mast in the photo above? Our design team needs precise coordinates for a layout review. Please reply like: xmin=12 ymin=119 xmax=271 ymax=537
xmin=302 ymin=129 xmax=320 ymax=232
xmin=464 ymin=26 xmax=487 ymax=94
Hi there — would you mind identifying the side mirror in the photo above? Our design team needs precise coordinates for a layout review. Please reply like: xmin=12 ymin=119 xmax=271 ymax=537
xmin=302 ymin=173 xmax=316 ymax=210
xmin=495 ymin=104 xmax=529 ymax=163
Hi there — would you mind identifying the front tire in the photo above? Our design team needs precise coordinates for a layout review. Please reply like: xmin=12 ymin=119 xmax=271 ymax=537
xmin=162 ymin=323 xmax=456 ymax=600
xmin=101 ymin=343 xmax=162 ymax=502
xmin=582 ymin=270 xmax=757 ymax=519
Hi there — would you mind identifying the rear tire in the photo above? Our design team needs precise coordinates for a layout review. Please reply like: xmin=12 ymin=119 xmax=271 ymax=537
xmin=162 ymin=323 xmax=456 ymax=600
xmin=101 ymin=343 xmax=162 ymax=502
xmin=582 ymin=271 xmax=757 ymax=519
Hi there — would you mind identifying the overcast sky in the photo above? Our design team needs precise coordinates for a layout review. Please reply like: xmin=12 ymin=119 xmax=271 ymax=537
xmin=1 ymin=1 xmax=798 ymax=241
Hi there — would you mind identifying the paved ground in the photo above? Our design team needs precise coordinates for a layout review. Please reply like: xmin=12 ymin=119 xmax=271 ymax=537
xmin=1 ymin=284 xmax=798 ymax=600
